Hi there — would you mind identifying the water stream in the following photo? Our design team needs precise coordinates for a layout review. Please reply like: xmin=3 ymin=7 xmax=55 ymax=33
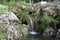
xmin=29 ymin=0 xmax=33 ymax=4
xmin=28 ymin=16 xmax=37 ymax=35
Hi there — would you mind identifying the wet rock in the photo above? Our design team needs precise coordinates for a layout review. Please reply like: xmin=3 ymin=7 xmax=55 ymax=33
xmin=56 ymin=29 xmax=60 ymax=40
xmin=43 ymin=27 xmax=54 ymax=37
xmin=19 ymin=24 xmax=29 ymax=40
xmin=22 ymin=24 xmax=29 ymax=35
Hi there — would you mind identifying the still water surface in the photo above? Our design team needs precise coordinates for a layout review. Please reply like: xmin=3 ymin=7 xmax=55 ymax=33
xmin=23 ymin=34 xmax=55 ymax=40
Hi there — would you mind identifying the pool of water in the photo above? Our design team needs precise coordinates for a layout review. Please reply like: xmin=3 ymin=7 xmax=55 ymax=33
xmin=23 ymin=34 xmax=56 ymax=40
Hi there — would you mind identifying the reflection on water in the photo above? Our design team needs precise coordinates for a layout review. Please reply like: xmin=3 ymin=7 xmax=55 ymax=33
xmin=23 ymin=34 xmax=56 ymax=40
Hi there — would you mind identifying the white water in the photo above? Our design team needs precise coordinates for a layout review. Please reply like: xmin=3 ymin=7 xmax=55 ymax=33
xmin=29 ymin=31 xmax=37 ymax=35
xmin=29 ymin=0 xmax=33 ymax=4
xmin=29 ymin=16 xmax=33 ymax=31
xmin=40 ymin=1 xmax=47 ymax=5
xmin=29 ymin=16 xmax=37 ymax=35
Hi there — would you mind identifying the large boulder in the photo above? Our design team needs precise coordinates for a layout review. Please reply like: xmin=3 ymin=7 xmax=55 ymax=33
xmin=7 ymin=24 xmax=19 ymax=40
xmin=7 ymin=12 xmax=18 ymax=21
xmin=0 ymin=12 xmax=19 ymax=24
xmin=43 ymin=27 xmax=54 ymax=37
xmin=32 ymin=1 xmax=47 ymax=11
xmin=42 ymin=6 xmax=57 ymax=17
xmin=22 ymin=24 xmax=29 ymax=35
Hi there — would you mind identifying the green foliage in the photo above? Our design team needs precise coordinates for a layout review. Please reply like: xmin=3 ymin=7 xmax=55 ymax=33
xmin=36 ymin=12 xmax=55 ymax=32
xmin=20 ymin=1 xmax=28 ymax=6
xmin=0 ymin=24 xmax=8 ymax=29
xmin=0 ymin=33 xmax=6 ymax=40
xmin=16 ymin=24 xmax=23 ymax=37
xmin=41 ymin=13 xmax=54 ymax=22
xmin=22 ymin=0 xmax=29 ymax=2
xmin=33 ymin=0 xmax=39 ymax=3
xmin=55 ymin=16 xmax=60 ymax=21
xmin=0 ymin=6 xmax=8 ymax=14
xmin=15 ymin=9 xmax=29 ymax=24
xmin=0 ymin=24 xmax=8 ymax=40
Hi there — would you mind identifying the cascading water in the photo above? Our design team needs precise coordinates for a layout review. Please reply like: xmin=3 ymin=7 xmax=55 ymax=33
xmin=29 ymin=0 xmax=33 ymax=4
xmin=28 ymin=16 xmax=37 ymax=35
xmin=29 ymin=16 xmax=33 ymax=31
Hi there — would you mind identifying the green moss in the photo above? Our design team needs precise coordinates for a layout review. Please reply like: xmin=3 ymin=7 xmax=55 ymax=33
xmin=36 ymin=12 xmax=56 ymax=32
xmin=0 ymin=24 xmax=7 ymax=40
xmin=0 ymin=33 xmax=6 ymax=40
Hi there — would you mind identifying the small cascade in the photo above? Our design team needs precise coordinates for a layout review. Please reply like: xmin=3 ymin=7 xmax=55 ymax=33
xmin=40 ymin=0 xmax=47 ymax=5
xmin=29 ymin=16 xmax=33 ymax=31
xmin=29 ymin=0 xmax=33 ymax=4
xmin=28 ymin=16 xmax=37 ymax=35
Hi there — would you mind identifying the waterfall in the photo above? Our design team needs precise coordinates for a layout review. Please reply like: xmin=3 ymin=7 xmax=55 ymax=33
xmin=29 ymin=16 xmax=33 ymax=31
xmin=28 ymin=16 xmax=37 ymax=35
xmin=29 ymin=0 xmax=33 ymax=4
xmin=40 ymin=1 xmax=47 ymax=5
